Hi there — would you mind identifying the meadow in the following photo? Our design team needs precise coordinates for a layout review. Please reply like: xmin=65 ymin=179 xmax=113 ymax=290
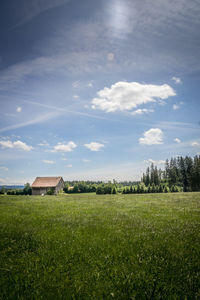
xmin=0 ymin=193 xmax=200 ymax=299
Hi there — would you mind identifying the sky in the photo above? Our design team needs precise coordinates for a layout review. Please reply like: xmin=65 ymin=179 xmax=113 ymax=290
xmin=0 ymin=0 xmax=200 ymax=184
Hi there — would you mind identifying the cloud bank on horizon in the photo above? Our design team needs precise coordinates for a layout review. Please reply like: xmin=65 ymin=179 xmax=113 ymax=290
xmin=0 ymin=0 xmax=200 ymax=184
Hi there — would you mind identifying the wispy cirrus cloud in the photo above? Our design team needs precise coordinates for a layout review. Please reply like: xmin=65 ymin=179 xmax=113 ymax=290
xmin=0 ymin=112 xmax=58 ymax=133
xmin=92 ymin=82 xmax=176 ymax=113
xmin=38 ymin=142 xmax=50 ymax=147
xmin=25 ymin=100 xmax=115 ymax=122
xmin=82 ymin=159 xmax=90 ymax=163
xmin=42 ymin=160 xmax=55 ymax=164
xmin=12 ymin=0 xmax=71 ymax=28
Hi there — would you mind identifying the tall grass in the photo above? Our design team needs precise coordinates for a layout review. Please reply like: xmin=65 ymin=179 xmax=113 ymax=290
xmin=0 ymin=193 xmax=200 ymax=299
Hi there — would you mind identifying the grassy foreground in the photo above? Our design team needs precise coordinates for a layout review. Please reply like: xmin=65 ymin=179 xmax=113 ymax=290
xmin=0 ymin=193 xmax=200 ymax=299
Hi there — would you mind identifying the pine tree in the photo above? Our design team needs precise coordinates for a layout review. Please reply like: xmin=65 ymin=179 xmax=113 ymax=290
xmin=146 ymin=167 xmax=150 ymax=186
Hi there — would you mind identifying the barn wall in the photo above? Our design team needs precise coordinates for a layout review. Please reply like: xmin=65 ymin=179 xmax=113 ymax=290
xmin=55 ymin=179 xmax=65 ymax=194
xmin=32 ymin=187 xmax=48 ymax=195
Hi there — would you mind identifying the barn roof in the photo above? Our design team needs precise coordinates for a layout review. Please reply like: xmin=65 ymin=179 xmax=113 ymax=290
xmin=32 ymin=177 xmax=63 ymax=188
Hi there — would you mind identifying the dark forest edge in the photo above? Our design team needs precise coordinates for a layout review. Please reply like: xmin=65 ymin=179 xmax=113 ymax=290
xmin=0 ymin=155 xmax=200 ymax=195
xmin=141 ymin=155 xmax=200 ymax=193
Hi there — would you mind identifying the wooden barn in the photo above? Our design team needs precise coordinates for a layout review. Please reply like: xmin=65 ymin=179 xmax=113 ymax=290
xmin=31 ymin=177 xmax=65 ymax=195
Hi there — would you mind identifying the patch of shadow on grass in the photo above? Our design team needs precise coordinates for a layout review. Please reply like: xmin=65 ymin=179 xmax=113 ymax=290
xmin=1 ymin=231 xmax=41 ymax=254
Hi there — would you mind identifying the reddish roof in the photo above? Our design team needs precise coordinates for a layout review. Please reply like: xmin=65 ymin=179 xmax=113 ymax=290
xmin=32 ymin=177 xmax=63 ymax=188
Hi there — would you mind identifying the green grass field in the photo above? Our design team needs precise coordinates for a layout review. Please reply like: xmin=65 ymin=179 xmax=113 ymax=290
xmin=0 ymin=193 xmax=200 ymax=299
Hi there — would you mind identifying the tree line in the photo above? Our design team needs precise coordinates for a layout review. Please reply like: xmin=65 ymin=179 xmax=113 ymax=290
xmin=0 ymin=183 xmax=32 ymax=195
xmin=141 ymin=155 xmax=200 ymax=192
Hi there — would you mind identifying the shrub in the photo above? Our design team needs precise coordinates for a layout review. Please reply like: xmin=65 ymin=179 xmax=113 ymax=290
xmin=0 ymin=188 xmax=5 ymax=194
xmin=46 ymin=188 xmax=55 ymax=195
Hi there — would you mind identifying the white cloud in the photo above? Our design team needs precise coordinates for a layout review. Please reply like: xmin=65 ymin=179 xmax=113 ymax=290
xmin=62 ymin=158 xmax=68 ymax=161
xmin=92 ymin=81 xmax=176 ymax=113
xmin=144 ymin=159 xmax=165 ymax=165
xmin=42 ymin=160 xmax=55 ymax=164
xmin=82 ymin=159 xmax=90 ymax=163
xmin=107 ymin=52 xmax=114 ymax=61
xmin=191 ymin=141 xmax=200 ymax=147
xmin=88 ymin=82 xmax=93 ymax=87
xmin=84 ymin=142 xmax=105 ymax=151
xmin=0 ymin=140 xmax=13 ymax=148
xmin=67 ymin=164 xmax=72 ymax=168
xmin=172 ymin=77 xmax=181 ymax=84
xmin=174 ymin=138 xmax=181 ymax=143
xmin=131 ymin=108 xmax=154 ymax=115
xmin=73 ymin=95 xmax=79 ymax=99
xmin=52 ymin=141 xmax=77 ymax=152
xmin=0 ymin=166 xmax=8 ymax=171
xmin=13 ymin=141 xmax=33 ymax=151
xmin=173 ymin=104 xmax=180 ymax=110
xmin=139 ymin=128 xmax=164 ymax=145
xmin=0 ymin=140 xmax=33 ymax=151
xmin=16 ymin=106 xmax=22 ymax=112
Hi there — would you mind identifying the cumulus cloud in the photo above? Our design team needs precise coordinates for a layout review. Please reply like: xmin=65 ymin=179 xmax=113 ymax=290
xmin=73 ymin=95 xmax=79 ymax=99
xmin=92 ymin=81 xmax=176 ymax=113
xmin=191 ymin=141 xmax=200 ymax=147
xmin=42 ymin=160 xmax=55 ymax=164
xmin=144 ymin=159 xmax=165 ymax=165
xmin=84 ymin=142 xmax=105 ymax=151
xmin=172 ymin=77 xmax=181 ymax=84
xmin=139 ymin=128 xmax=164 ymax=145
xmin=0 ymin=140 xmax=33 ymax=151
xmin=52 ymin=141 xmax=77 ymax=152
xmin=131 ymin=108 xmax=154 ymax=115
xmin=174 ymin=138 xmax=181 ymax=143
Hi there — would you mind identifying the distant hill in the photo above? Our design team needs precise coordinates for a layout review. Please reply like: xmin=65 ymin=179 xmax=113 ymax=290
xmin=0 ymin=185 xmax=24 ymax=190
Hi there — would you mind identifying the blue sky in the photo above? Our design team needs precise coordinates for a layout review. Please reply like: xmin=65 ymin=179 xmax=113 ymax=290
xmin=0 ymin=0 xmax=200 ymax=184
